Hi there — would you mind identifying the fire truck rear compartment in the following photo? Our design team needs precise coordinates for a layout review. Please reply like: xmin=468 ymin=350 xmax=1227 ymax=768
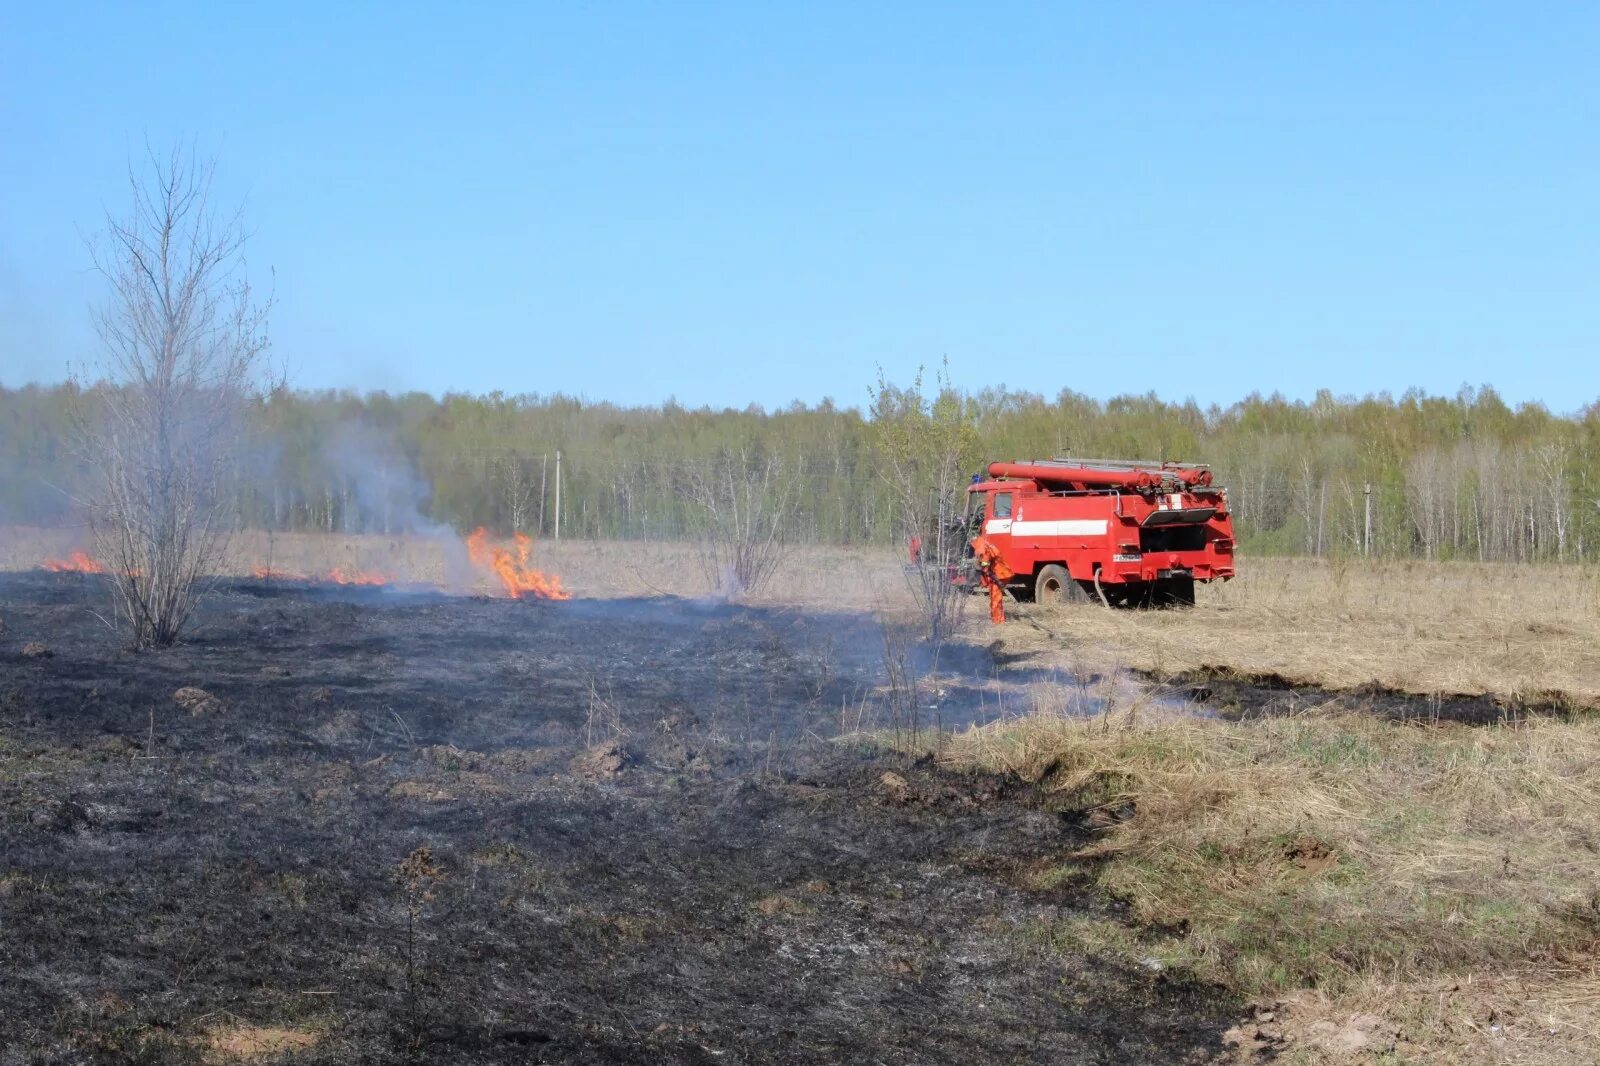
xmin=1139 ymin=524 xmax=1209 ymax=553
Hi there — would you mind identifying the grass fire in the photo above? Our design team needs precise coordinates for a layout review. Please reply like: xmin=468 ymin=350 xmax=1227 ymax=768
xmin=209 ymin=531 xmax=568 ymax=600
xmin=7 ymin=526 xmax=1598 ymax=1062
xmin=38 ymin=551 xmax=106 ymax=574
xmin=5 ymin=299 xmax=1597 ymax=1066
xmin=465 ymin=527 xmax=570 ymax=600
xmin=4 ymin=22 xmax=1598 ymax=1063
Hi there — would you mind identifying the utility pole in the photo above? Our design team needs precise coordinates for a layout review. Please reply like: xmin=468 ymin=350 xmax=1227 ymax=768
xmin=1317 ymin=480 xmax=1327 ymax=556
xmin=554 ymin=449 xmax=562 ymax=540
xmin=539 ymin=453 xmax=548 ymax=537
xmin=1363 ymin=482 xmax=1372 ymax=556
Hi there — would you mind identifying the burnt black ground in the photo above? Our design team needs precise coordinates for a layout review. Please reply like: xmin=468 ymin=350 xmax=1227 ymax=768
xmin=1 ymin=573 xmax=1239 ymax=1064
xmin=1161 ymin=667 xmax=1583 ymax=724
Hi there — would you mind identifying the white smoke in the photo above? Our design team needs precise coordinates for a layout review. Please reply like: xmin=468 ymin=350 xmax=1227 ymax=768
xmin=322 ymin=422 xmax=474 ymax=590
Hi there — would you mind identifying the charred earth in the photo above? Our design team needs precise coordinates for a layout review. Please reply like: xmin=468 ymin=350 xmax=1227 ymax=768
xmin=0 ymin=572 xmax=1239 ymax=1063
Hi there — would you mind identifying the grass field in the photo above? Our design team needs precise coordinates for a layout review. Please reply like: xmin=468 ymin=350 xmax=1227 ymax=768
xmin=931 ymin=558 xmax=1600 ymax=1063
xmin=923 ymin=699 xmax=1600 ymax=1062
xmin=1005 ymin=554 xmax=1600 ymax=707
xmin=8 ymin=526 xmax=1600 ymax=1060
xmin=8 ymin=528 xmax=1598 ymax=706
xmin=0 ymin=526 xmax=909 ymax=611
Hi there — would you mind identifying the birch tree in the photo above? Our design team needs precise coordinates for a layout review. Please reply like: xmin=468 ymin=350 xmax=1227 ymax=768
xmin=73 ymin=147 xmax=273 ymax=647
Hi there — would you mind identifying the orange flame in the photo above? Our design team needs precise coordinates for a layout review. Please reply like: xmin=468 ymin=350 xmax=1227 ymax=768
xmin=465 ymin=527 xmax=569 ymax=600
xmin=327 ymin=567 xmax=391 ymax=586
xmin=40 ymin=551 xmax=106 ymax=574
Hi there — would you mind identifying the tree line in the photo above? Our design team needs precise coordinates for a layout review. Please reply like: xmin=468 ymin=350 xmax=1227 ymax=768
xmin=3 ymin=380 xmax=1597 ymax=563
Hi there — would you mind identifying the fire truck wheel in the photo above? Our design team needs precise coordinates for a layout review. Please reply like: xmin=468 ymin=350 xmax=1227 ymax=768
xmin=1035 ymin=564 xmax=1085 ymax=605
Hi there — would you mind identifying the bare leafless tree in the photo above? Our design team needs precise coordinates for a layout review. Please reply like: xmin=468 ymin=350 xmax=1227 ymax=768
xmin=686 ymin=449 xmax=795 ymax=599
xmin=868 ymin=363 xmax=977 ymax=649
xmin=71 ymin=147 xmax=272 ymax=647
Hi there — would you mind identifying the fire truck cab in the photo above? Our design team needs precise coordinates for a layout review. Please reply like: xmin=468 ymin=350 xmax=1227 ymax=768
xmin=964 ymin=459 xmax=1236 ymax=606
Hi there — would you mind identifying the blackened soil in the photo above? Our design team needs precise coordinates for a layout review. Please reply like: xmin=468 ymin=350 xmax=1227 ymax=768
xmin=1 ymin=574 xmax=1238 ymax=1064
xmin=1158 ymin=667 xmax=1586 ymax=725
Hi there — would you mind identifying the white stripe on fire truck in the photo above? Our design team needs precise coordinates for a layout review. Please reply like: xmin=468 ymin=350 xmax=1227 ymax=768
xmin=1005 ymin=519 xmax=1109 ymax=537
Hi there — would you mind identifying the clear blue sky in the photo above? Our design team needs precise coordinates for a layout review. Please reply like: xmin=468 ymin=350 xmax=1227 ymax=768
xmin=2 ymin=2 xmax=1596 ymax=411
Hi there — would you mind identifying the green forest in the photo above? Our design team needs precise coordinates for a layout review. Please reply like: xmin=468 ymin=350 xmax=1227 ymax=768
xmin=3 ymin=381 xmax=1597 ymax=563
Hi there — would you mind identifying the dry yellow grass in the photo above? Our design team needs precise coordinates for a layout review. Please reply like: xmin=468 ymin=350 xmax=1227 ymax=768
xmin=0 ymin=526 xmax=910 ymax=611
xmin=523 ymin=538 xmax=910 ymax=610
xmin=200 ymin=1023 xmax=320 ymax=1061
xmin=927 ymin=686 xmax=1600 ymax=1062
xmin=1012 ymin=555 xmax=1600 ymax=706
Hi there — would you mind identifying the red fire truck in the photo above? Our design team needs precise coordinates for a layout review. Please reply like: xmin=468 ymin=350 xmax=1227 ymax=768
xmin=961 ymin=459 xmax=1236 ymax=606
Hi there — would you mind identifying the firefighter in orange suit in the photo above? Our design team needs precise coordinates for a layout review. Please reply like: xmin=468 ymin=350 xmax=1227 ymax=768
xmin=970 ymin=535 xmax=1014 ymax=624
